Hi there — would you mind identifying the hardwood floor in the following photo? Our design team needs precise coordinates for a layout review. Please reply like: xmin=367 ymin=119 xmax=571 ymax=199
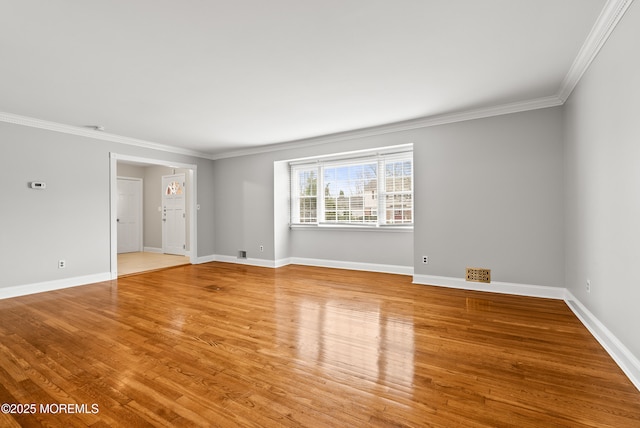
xmin=117 ymin=252 xmax=191 ymax=277
xmin=0 ymin=263 xmax=639 ymax=427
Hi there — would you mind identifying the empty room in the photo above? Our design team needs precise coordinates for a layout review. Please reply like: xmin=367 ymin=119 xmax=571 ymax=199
xmin=1 ymin=0 xmax=640 ymax=426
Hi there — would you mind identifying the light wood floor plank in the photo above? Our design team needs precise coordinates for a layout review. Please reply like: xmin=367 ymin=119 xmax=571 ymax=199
xmin=0 ymin=262 xmax=638 ymax=427
xmin=117 ymin=252 xmax=190 ymax=277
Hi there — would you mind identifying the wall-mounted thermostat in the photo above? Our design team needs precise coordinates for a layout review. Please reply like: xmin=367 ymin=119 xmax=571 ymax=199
xmin=30 ymin=182 xmax=46 ymax=189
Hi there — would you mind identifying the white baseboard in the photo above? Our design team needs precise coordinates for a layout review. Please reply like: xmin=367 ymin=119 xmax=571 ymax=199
xmin=193 ymin=254 xmax=273 ymax=267
xmin=143 ymin=247 xmax=163 ymax=253
xmin=275 ymin=258 xmax=291 ymax=268
xmin=0 ymin=272 xmax=113 ymax=300
xmin=565 ymin=291 xmax=640 ymax=393
xmin=289 ymin=257 xmax=413 ymax=276
xmin=205 ymin=255 xmax=413 ymax=275
xmin=144 ymin=247 xmax=191 ymax=257
xmin=194 ymin=254 xmax=216 ymax=264
xmin=213 ymin=254 xmax=277 ymax=268
xmin=412 ymin=274 xmax=566 ymax=299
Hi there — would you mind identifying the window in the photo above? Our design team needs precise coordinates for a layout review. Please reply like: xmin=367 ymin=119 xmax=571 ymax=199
xmin=290 ymin=146 xmax=413 ymax=227
xmin=165 ymin=181 xmax=183 ymax=195
xmin=323 ymin=160 xmax=378 ymax=224
xmin=293 ymin=167 xmax=318 ymax=223
xmin=384 ymin=158 xmax=413 ymax=224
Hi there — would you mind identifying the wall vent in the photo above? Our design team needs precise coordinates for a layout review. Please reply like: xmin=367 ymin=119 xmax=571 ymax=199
xmin=238 ymin=250 xmax=247 ymax=259
xmin=466 ymin=267 xmax=491 ymax=283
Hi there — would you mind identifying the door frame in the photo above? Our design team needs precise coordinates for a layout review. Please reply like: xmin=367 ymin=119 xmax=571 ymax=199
xmin=116 ymin=176 xmax=143 ymax=253
xmin=109 ymin=153 xmax=198 ymax=279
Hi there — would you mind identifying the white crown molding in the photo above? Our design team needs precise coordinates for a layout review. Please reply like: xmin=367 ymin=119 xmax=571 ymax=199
xmin=0 ymin=96 xmax=562 ymax=163
xmin=0 ymin=111 xmax=212 ymax=159
xmin=557 ymin=0 xmax=635 ymax=102
xmin=210 ymin=95 xmax=563 ymax=160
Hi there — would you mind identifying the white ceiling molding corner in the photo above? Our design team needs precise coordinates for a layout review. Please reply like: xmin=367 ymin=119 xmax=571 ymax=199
xmin=0 ymin=111 xmax=212 ymax=159
xmin=557 ymin=0 xmax=635 ymax=102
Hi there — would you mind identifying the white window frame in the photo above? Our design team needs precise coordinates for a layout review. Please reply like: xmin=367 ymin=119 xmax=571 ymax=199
xmin=290 ymin=165 xmax=319 ymax=224
xmin=290 ymin=145 xmax=413 ymax=230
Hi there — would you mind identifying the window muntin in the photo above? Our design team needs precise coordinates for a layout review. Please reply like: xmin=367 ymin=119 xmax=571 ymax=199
xmin=291 ymin=149 xmax=413 ymax=227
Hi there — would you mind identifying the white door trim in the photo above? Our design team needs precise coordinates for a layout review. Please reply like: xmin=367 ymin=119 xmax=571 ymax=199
xmin=109 ymin=153 xmax=198 ymax=279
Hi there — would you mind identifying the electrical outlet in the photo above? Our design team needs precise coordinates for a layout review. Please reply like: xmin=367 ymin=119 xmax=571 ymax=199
xmin=58 ymin=260 xmax=66 ymax=269
xmin=422 ymin=256 xmax=428 ymax=264
xmin=260 ymin=245 xmax=264 ymax=252
xmin=586 ymin=279 xmax=591 ymax=293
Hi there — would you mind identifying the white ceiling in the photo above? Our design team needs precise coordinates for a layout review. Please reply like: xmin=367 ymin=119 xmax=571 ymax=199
xmin=0 ymin=0 xmax=611 ymax=157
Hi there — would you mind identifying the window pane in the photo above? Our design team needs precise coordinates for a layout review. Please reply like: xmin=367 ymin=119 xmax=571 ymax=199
xmin=323 ymin=162 xmax=377 ymax=224
xmin=384 ymin=158 xmax=413 ymax=224
xmin=292 ymin=167 xmax=318 ymax=224
xmin=299 ymin=196 xmax=317 ymax=223
xmin=298 ymin=170 xmax=317 ymax=196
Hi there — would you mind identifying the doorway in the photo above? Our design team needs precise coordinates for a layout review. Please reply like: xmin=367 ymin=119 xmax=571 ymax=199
xmin=109 ymin=153 xmax=198 ymax=279
xmin=162 ymin=173 xmax=186 ymax=255
xmin=116 ymin=177 xmax=143 ymax=254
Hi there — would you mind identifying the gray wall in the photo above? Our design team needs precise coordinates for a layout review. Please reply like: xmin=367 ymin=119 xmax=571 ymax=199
xmin=414 ymin=107 xmax=565 ymax=286
xmin=213 ymin=106 xmax=565 ymax=287
xmin=290 ymin=229 xmax=413 ymax=267
xmin=0 ymin=122 xmax=215 ymax=288
xmin=564 ymin=0 xmax=640 ymax=357
xmin=214 ymin=154 xmax=278 ymax=261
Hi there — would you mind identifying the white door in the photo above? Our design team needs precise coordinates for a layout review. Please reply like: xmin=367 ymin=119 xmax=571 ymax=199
xmin=117 ymin=178 xmax=142 ymax=254
xmin=162 ymin=174 xmax=186 ymax=255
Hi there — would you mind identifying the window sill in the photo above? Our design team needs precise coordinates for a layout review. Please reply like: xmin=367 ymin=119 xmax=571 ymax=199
xmin=290 ymin=224 xmax=413 ymax=233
